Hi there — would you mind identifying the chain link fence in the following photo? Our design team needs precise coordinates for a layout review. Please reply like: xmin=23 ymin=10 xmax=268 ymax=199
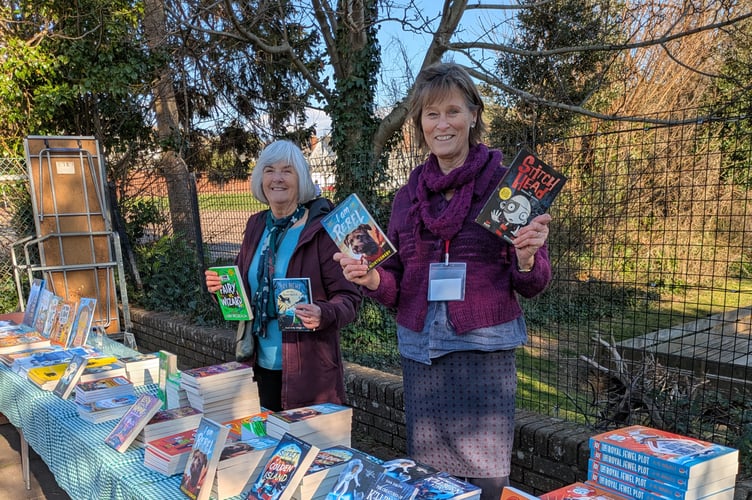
xmin=2 ymin=106 xmax=752 ymax=467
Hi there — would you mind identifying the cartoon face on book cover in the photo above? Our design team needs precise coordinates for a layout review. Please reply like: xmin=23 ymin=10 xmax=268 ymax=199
xmin=248 ymin=442 xmax=304 ymax=500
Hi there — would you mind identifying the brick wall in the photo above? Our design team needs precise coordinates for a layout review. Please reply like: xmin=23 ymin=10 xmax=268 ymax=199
xmin=127 ymin=307 xmax=752 ymax=498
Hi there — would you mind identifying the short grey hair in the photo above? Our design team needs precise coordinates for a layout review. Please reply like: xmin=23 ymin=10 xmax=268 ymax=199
xmin=250 ymin=140 xmax=317 ymax=204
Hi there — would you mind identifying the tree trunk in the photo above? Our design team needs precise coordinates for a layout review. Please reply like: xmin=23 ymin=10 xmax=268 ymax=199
xmin=143 ymin=0 xmax=198 ymax=245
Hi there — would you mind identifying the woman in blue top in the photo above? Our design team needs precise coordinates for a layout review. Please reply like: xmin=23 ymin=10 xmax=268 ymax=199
xmin=206 ymin=140 xmax=360 ymax=411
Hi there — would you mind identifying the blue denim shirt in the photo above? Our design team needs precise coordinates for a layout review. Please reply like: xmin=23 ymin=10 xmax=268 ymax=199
xmin=397 ymin=301 xmax=528 ymax=365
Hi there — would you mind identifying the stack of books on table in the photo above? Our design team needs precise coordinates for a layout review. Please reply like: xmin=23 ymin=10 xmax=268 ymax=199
xmin=265 ymin=403 xmax=353 ymax=449
xmin=240 ymin=432 xmax=320 ymax=500
xmin=408 ymin=471 xmax=482 ymax=499
xmin=0 ymin=330 xmax=50 ymax=354
xmin=588 ymin=425 xmax=739 ymax=500
xmin=119 ymin=352 xmax=159 ymax=386
xmin=291 ymin=445 xmax=369 ymax=500
xmin=225 ymin=411 xmax=271 ymax=440
xmin=501 ymin=482 xmax=626 ymax=499
xmin=211 ymin=434 xmax=280 ymax=499
xmin=10 ymin=345 xmax=101 ymax=375
xmin=165 ymin=371 xmax=189 ymax=409
xmin=321 ymin=448 xmax=386 ymax=500
xmin=76 ymin=394 xmax=141 ymax=424
xmin=74 ymin=375 xmax=136 ymax=423
xmin=133 ymin=405 xmax=203 ymax=448
xmin=180 ymin=361 xmax=259 ymax=422
xmin=0 ymin=345 xmax=60 ymax=367
xmin=27 ymin=356 xmax=124 ymax=391
xmin=143 ymin=428 xmax=198 ymax=476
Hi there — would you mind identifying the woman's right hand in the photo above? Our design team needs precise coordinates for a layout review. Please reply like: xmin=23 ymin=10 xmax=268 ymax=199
xmin=333 ymin=252 xmax=380 ymax=290
xmin=205 ymin=269 xmax=221 ymax=293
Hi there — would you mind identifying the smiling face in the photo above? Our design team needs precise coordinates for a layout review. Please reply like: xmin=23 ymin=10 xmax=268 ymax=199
xmin=421 ymin=88 xmax=478 ymax=172
xmin=262 ymin=160 xmax=300 ymax=217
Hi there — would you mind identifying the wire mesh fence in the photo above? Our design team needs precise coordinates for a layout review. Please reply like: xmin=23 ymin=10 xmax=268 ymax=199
xmin=2 ymin=106 xmax=752 ymax=467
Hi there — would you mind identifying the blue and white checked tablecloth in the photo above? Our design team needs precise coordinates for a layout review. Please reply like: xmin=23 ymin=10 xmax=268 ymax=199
xmin=0 ymin=337 xmax=246 ymax=500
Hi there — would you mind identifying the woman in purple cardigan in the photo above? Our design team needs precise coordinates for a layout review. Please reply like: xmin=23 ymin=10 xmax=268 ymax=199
xmin=336 ymin=63 xmax=553 ymax=500
xmin=206 ymin=140 xmax=361 ymax=412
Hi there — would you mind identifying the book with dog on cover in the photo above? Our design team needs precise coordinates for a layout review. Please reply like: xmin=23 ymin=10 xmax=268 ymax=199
xmin=321 ymin=193 xmax=396 ymax=270
xmin=475 ymin=147 xmax=567 ymax=244
xmin=180 ymin=417 xmax=231 ymax=500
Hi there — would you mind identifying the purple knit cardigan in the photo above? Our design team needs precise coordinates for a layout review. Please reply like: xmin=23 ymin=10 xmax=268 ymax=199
xmin=365 ymin=145 xmax=552 ymax=334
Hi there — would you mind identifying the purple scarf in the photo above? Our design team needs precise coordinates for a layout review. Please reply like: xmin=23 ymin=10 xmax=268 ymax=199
xmin=413 ymin=144 xmax=500 ymax=241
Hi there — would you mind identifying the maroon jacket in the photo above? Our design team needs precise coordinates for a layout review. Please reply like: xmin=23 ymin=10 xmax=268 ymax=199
xmin=235 ymin=197 xmax=361 ymax=409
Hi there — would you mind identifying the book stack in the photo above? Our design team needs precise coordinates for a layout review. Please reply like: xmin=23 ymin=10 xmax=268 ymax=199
xmin=133 ymin=406 xmax=203 ymax=448
xmin=11 ymin=345 xmax=102 ymax=376
xmin=408 ymin=472 xmax=481 ymax=500
xmin=0 ymin=345 xmax=60 ymax=367
xmin=224 ymin=411 xmax=270 ymax=440
xmin=165 ymin=371 xmax=189 ymax=409
xmin=157 ymin=350 xmax=178 ymax=408
xmin=241 ymin=432 xmax=320 ymax=500
xmin=265 ymin=403 xmax=353 ymax=449
xmin=534 ymin=482 xmax=627 ymax=499
xmin=180 ymin=361 xmax=259 ymax=422
xmin=76 ymin=394 xmax=141 ymax=424
xmin=322 ymin=448 xmax=385 ymax=499
xmin=75 ymin=375 xmax=134 ymax=405
xmin=292 ymin=446 xmax=363 ymax=500
xmin=144 ymin=428 xmax=197 ymax=476
xmin=179 ymin=417 xmax=231 ymax=500
xmin=211 ymin=434 xmax=280 ymax=499
xmin=0 ymin=331 xmax=50 ymax=354
xmin=27 ymin=357 xmax=125 ymax=391
xmin=588 ymin=425 xmax=738 ymax=500
xmin=104 ymin=393 xmax=163 ymax=453
xmin=119 ymin=352 xmax=159 ymax=386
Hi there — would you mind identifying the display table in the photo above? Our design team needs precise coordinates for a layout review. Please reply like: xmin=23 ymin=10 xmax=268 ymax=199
xmin=0 ymin=338 xmax=209 ymax=499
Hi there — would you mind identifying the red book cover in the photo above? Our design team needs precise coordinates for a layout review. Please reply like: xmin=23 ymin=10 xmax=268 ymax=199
xmin=540 ymin=481 xmax=627 ymax=499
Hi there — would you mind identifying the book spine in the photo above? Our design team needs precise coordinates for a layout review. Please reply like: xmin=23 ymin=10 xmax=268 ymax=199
xmin=590 ymin=450 xmax=690 ymax=488
xmin=589 ymin=460 xmax=687 ymax=499
xmin=589 ymin=472 xmax=666 ymax=500
xmin=591 ymin=440 xmax=689 ymax=478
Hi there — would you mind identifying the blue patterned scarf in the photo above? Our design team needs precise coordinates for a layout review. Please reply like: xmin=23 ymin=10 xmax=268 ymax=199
xmin=251 ymin=205 xmax=306 ymax=338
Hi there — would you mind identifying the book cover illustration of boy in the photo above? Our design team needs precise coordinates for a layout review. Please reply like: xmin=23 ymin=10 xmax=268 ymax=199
xmin=69 ymin=298 xmax=96 ymax=348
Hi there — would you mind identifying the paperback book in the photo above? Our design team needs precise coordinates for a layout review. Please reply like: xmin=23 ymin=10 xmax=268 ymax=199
xmin=179 ymin=417 xmax=231 ymax=500
xmin=212 ymin=435 xmax=279 ymax=500
xmin=40 ymin=294 xmax=62 ymax=338
xmin=48 ymin=298 xmax=77 ymax=347
xmin=210 ymin=265 xmax=253 ymax=321
xmin=293 ymin=445 xmax=358 ymax=500
xmin=76 ymin=394 xmax=141 ymax=424
xmin=266 ymin=403 xmax=352 ymax=448
xmin=321 ymin=193 xmax=396 ymax=270
xmin=52 ymin=353 xmax=89 ymax=399
xmin=363 ymin=473 xmax=417 ymax=500
xmin=588 ymin=459 xmax=736 ymax=500
xmin=0 ymin=332 xmax=50 ymax=355
xmin=475 ymin=147 xmax=567 ymax=244
xmin=21 ymin=278 xmax=46 ymax=327
xmin=74 ymin=375 xmax=134 ymax=404
xmin=104 ymin=393 xmax=163 ymax=453
xmin=589 ymin=425 xmax=739 ymax=482
xmin=500 ymin=486 xmax=539 ymax=500
xmin=324 ymin=448 xmax=385 ymax=500
xmin=157 ymin=350 xmax=178 ymax=408
xmin=144 ymin=428 xmax=197 ymax=476
xmin=138 ymin=405 xmax=203 ymax=443
xmin=273 ymin=278 xmax=312 ymax=331
xmin=539 ymin=481 xmax=628 ymax=500
xmin=243 ymin=432 xmax=320 ymax=500
xmin=32 ymin=288 xmax=54 ymax=335
xmin=69 ymin=297 xmax=96 ymax=347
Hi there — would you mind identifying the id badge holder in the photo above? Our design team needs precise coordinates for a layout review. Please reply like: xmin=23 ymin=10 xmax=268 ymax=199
xmin=428 ymin=262 xmax=467 ymax=301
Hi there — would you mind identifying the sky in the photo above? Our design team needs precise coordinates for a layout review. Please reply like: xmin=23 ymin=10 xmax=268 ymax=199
xmin=305 ymin=2 xmax=512 ymax=138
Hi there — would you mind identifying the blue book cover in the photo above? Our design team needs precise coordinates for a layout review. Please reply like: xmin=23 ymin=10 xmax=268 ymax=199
xmin=321 ymin=193 xmax=396 ymax=270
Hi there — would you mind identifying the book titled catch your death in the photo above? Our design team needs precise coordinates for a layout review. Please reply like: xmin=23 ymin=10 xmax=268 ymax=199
xmin=475 ymin=147 xmax=567 ymax=244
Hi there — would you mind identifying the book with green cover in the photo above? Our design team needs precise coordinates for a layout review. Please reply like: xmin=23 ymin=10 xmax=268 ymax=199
xmin=209 ymin=265 xmax=253 ymax=321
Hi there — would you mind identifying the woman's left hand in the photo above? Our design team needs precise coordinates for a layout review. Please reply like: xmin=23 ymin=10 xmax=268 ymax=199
xmin=513 ymin=214 xmax=552 ymax=269
xmin=293 ymin=303 xmax=322 ymax=331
